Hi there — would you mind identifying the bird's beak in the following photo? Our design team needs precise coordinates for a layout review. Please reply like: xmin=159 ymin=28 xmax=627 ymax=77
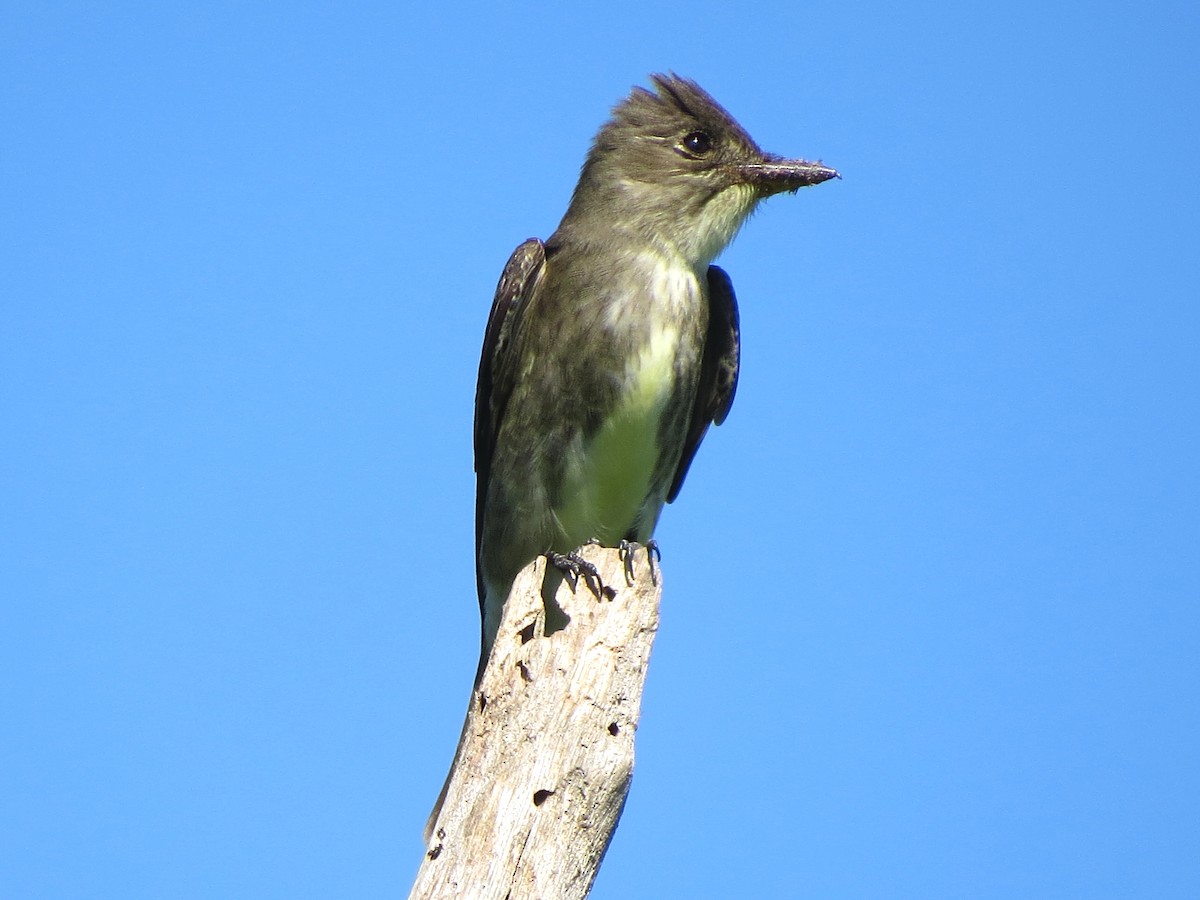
xmin=739 ymin=155 xmax=840 ymax=196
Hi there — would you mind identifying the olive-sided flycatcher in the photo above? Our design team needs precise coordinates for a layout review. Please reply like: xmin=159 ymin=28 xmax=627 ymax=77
xmin=474 ymin=74 xmax=837 ymax=678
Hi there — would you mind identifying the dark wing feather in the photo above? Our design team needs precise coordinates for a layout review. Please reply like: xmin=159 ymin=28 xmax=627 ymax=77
xmin=666 ymin=264 xmax=741 ymax=503
xmin=474 ymin=238 xmax=546 ymax=603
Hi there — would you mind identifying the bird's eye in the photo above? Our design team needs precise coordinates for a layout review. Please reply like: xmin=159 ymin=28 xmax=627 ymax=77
xmin=679 ymin=130 xmax=713 ymax=158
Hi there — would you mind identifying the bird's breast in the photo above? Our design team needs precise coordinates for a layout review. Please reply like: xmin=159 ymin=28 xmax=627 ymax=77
xmin=554 ymin=259 xmax=704 ymax=546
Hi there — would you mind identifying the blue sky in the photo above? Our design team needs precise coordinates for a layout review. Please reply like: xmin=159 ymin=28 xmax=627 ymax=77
xmin=3 ymin=2 xmax=1197 ymax=897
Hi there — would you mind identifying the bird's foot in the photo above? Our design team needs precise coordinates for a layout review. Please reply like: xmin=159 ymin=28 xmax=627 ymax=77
xmin=618 ymin=539 xmax=662 ymax=586
xmin=545 ymin=549 xmax=606 ymax=598
xmin=646 ymin=539 xmax=661 ymax=584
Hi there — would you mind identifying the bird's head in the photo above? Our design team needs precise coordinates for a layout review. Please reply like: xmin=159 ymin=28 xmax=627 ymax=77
xmin=561 ymin=74 xmax=838 ymax=267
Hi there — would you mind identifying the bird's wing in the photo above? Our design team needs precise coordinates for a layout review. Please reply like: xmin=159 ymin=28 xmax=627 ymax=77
xmin=474 ymin=238 xmax=547 ymax=599
xmin=666 ymin=264 xmax=741 ymax=504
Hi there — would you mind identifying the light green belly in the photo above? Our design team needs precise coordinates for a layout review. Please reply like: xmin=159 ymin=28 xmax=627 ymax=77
xmin=555 ymin=324 xmax=679 ymax=546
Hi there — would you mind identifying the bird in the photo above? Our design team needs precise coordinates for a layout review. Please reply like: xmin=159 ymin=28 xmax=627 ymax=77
xmin=424 ymin=73 xmax=838 ymax=844
xmin=472 ymin=73 xmax=838 ymax=679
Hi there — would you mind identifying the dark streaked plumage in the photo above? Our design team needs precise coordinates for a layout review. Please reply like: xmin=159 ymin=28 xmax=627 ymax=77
xmin=474 ymin=74 xmax=838 ymax=675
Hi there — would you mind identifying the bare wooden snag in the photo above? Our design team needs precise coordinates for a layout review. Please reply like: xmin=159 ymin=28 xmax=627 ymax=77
xmin=409 ymin=544 xmax=662 ymax=900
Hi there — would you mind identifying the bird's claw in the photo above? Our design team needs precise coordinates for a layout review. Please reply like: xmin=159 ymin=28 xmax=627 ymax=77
xmin=618 ymin=539 xmax=661 ymax=586
xmin=545 ymin=549 xmax=605 ymax=598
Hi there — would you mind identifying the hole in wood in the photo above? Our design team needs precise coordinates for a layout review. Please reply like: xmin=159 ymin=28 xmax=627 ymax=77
xmin=532 ymin=789 xmax=555 ymax=806
xmin=608 ymin=722 xmax=620 ymax=736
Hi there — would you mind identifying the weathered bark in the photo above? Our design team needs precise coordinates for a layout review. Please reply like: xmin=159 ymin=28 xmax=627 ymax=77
xmin=409 ymin=544 xmax=661 ymax=900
